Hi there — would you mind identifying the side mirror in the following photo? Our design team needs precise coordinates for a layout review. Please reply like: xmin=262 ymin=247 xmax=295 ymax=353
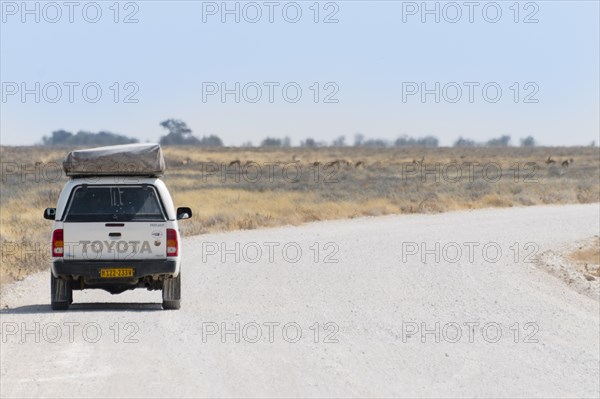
xmin=176 ymin=207 xmax=192 ymax=220
xmin=44 ymin=208 xmax=56 ymax=220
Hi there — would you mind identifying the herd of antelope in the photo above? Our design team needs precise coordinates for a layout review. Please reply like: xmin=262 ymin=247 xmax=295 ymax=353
xmin=546 ymin=156 xmax=575 ymax=168
xmin=174 ymin=155 xmax=576 ymax=170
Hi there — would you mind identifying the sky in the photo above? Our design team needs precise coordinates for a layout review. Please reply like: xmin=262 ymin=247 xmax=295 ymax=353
xmin=1 ymin=0 xmax=599 ymax=146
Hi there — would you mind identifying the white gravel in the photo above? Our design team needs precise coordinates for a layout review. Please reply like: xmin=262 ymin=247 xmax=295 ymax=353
xmin=1 ymin=204 xmax=599 ymax=398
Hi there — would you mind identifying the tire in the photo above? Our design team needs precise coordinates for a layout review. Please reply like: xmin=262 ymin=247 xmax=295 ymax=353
xmin=162 ymin=272 xmax=181 ymax=310
xmin=51 ymin=274 xmax=72 ymax=311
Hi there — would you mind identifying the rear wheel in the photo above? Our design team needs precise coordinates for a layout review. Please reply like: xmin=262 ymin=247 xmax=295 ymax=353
xmin=162 ymin=272 xmax=181 ymax=310
xmin=51 ymin=274 xmax=72 ymax=311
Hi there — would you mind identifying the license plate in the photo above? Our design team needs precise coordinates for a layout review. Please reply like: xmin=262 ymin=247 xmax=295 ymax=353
xmin=100 ymin=268 xmax=134 ymax=278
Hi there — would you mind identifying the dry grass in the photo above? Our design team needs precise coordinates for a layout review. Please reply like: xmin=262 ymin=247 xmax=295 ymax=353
xmin=1 ymin=145 xmax=599 ymax=285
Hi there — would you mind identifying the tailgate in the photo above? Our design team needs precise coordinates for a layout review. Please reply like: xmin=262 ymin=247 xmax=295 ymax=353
xmin=63 ymin=222 xmax=167 ymax=261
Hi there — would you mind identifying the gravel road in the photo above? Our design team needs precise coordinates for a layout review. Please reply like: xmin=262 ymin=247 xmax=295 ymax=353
xmin=1 ymin=204 xmax=599 ymax=398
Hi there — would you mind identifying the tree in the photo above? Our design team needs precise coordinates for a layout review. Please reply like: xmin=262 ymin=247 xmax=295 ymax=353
xmin=395 ymin=136 xmax=414 ymax=147
xmin=261 ymin=137 xmax=282 ymax=147
xmin=198 ymin=135 xmax=223 ymax=147
xmin=354 ymin=133 xmax=364 ymax=146
xmin=160 ymin=119 xmax=192 ymax=136
xmin=394 ymin=135 xmax=439 ymax=148
xmin=419 ymin=136 xmax=439 ymax=147
xmin=42 ymin=129 xmax=137 ymax=145
xmin=160 ymin=133 xmax=200 ymax=146
xmin=331 ymin=136 xmax=346 ymax=147
xmin=520 ymin=136 xmax=536 ymax=147
xmin=159 ymin=119 xmax=194 ymax=145
xmin=486 ymin=135 xmax=511 ymax=147
xmin=158 ymin=119 xmax=224 ymax=146
xmin=301 ymin=138 xmax=317 ymax=147
xmin=43 ymin=129 xmax=73 ymax=145
xmin=454 ymin=137 xmax=476 ymax=147
xmin=159 ymin=119 xmax=200 ymax=145
xmin=362 ymin=138 xmax=389 ymax=148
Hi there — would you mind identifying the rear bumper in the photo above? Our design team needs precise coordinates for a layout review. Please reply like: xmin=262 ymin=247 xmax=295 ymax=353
xmin=52 ymin=259 xmax=177 ymax=281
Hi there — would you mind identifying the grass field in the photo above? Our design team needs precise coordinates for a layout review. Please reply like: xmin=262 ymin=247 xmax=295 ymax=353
xmin=1 ymin=145 xmax=599 ymax=285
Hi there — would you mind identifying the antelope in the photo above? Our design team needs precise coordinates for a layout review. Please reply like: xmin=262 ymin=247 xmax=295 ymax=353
xmin=412 ymin=156 xmax=424 ymax=166
xmin=355 ymin=161 xmax=365 ymax=168
xmin=545 ymin=156 xmax=556 ymax=165
xmin=228 ymin=160 xmax=241 ymax=167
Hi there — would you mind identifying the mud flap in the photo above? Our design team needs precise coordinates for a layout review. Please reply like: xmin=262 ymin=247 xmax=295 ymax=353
xmin=162 ymin=273 xmax=181 ymax=310
xmin=51 ymin=274 xmax=72 ymax=310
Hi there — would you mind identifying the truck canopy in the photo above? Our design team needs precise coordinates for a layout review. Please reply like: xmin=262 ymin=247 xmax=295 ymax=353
xmin=63 ymin=143 xmax=166 ymax=177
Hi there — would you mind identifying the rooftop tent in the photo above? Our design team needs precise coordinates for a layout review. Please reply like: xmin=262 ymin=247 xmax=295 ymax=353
xmin=63 ymin=143 xmax=166 ymax=177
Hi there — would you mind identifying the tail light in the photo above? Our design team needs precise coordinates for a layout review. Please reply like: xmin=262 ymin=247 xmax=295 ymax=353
xmin=52 ymin=229 xmax=64 ymax=257
xmin=166 ymin=229 xmax=178 ymax=257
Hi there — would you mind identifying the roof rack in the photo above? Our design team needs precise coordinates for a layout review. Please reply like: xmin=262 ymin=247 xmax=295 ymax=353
xmin=63 ymin=143 xmax=166 ymax=177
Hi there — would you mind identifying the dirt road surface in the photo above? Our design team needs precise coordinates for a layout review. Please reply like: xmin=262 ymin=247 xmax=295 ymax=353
xmin=1 ymin=204 xmax=599 ymax=398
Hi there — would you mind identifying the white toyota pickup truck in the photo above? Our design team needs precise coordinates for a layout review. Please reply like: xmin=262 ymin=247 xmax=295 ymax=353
xmin=44 ymin=144 xmax=192 ymax=310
